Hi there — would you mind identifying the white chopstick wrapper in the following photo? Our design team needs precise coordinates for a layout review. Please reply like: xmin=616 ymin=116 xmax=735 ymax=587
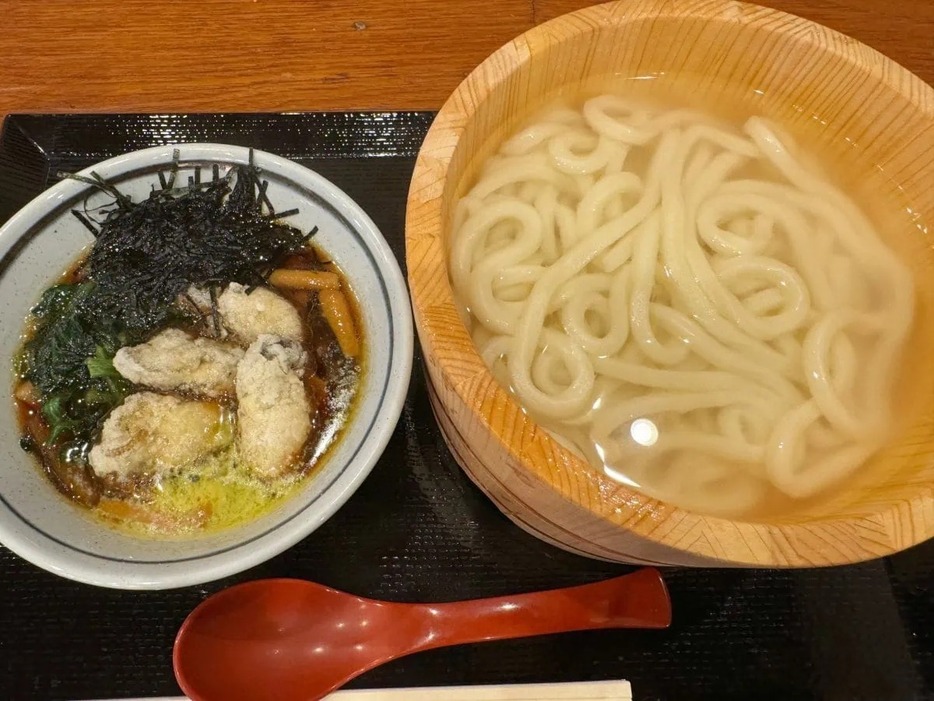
xmin=84 ymin=679 xmax=632 ymax=701
xmin=330 ymin=680 xmax=632 ymax=699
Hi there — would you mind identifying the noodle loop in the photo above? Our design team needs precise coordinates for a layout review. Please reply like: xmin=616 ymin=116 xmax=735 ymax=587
xmin=451 ymin=95 xmax=913 ymax=515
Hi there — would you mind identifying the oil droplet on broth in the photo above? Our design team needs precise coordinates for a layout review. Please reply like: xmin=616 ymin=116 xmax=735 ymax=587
xmin=98 ymin=446 xmax=302 ymax=538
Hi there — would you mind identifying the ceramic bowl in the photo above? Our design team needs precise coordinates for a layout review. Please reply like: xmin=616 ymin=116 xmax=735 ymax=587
xmin=405 ymin=0 xmax=934 ymax=567
xmin=0 ymin=143 xmax=413 ymax=588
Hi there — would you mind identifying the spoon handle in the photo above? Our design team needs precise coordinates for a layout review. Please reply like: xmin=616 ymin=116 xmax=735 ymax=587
xmin=414 ymin=567 xmax=670 ymax=651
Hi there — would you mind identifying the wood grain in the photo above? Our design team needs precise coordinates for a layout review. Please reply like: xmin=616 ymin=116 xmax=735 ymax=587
xmin=0 ymin=0 xmax=928 ymax=120
xmin=406 ymin=0 xmax=934 ymax=567
xmin=538 ymin=0 xmax=934 ymax=86
xmin=0 ymin=0 xmax=532 ymax=115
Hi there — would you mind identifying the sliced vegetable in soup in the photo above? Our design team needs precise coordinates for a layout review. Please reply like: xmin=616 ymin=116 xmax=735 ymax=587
xmin=13 ymin=155 xmax=364 ymax=537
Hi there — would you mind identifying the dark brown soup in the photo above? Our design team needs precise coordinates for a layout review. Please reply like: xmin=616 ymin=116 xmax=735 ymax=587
xmin=14 ymin=162 xmax=364 ymax=536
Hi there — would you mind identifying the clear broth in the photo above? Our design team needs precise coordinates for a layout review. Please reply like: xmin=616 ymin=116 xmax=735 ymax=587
xmin=453 ymin=74 xmax=933 ymax=521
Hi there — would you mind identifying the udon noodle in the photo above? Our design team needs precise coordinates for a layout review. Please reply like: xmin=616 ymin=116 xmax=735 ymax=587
xmin=450 ymin=95 xmax=914 ymax=516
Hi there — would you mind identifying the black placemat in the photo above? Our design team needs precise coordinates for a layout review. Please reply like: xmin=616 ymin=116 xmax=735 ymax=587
xmin=0 ymin=113 xmax=931 ymax=701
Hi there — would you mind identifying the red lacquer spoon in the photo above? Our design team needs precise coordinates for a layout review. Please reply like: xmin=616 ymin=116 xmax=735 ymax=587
xmin=173 ymin=568 xmax=671 ymax=701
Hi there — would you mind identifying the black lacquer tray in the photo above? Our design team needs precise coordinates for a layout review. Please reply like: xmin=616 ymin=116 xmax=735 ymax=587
xmin=0 ymin=113 xmax=931 ymax=701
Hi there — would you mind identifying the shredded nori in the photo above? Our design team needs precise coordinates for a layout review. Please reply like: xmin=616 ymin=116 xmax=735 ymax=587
xmin=80 ymin=157 xmax=313 ymax=333
xmin=19 ymin=155 xmax=317 ymax=454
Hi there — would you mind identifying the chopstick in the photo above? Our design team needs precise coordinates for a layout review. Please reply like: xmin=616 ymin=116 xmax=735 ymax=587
xmin=330 ymin=680 xmax=632 ymax=699
xmin=84 ymin=679 xmax=632 ymax=701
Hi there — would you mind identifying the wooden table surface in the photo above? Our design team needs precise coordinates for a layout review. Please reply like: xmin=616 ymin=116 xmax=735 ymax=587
xmin=0 ymin=0 xmax=930 ymax=119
